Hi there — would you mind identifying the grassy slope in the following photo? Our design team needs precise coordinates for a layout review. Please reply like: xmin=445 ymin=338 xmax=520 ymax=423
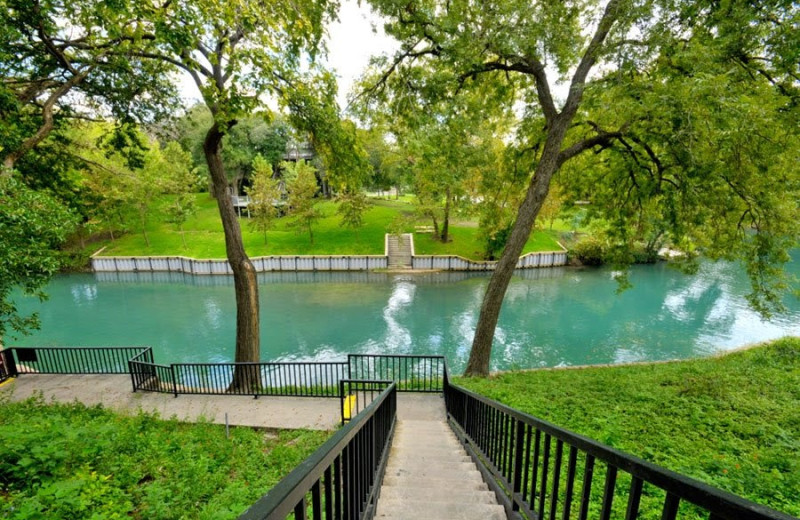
xmin=455 ymin=338 xmax=800 ymax=517
xmin=0 ymin=397 xmax=328 ymax=520
xmin=97 ymin=194 xmax=562 ymax=260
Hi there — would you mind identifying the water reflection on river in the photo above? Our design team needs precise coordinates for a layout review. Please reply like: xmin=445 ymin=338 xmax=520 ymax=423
xmin=12 ymin=258 xmax=799 ymax=372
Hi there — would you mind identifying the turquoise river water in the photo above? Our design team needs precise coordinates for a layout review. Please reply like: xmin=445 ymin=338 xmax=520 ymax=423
xmin=10 ymin=259 xmax=799 ymax=372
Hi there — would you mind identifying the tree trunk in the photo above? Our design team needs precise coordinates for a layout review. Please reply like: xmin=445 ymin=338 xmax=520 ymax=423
xmin=204 ymin=122 xmax=261 ymax=391
xmin=441 ymin=186 xmax=451 ymax=242
xmin=464 ymin=116 xmax=571 ymax=377
xmin=431 ymin=215 xmax=440 ymax=238
xmin=140 ymin=212 xmax=150 ymax=248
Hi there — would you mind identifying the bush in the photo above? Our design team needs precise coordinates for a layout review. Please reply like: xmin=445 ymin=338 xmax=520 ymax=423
xmin=0 ymin=397 xmax=328 ymax=520
xmin=570 ymin=236 xmax=606 ymax=265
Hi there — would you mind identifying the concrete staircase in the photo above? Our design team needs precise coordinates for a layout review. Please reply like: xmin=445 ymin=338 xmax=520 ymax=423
xmin=386 ymin=234 xmax=413 ymax=269
xmin=375 ymin=397 xmax=505 ymax=520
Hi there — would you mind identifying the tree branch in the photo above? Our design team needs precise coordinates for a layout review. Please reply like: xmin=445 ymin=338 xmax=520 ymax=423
xmin=557 ymin=126 xmax=626 ymax=166
xmin=3 ymin=67 xmax=92 ymax=170
xmin=562 ymin=0 xmax=623 ymax=119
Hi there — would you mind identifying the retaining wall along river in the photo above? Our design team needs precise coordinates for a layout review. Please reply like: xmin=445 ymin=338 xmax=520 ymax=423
xmin=91 ymin=251 xmax=568 ymax=274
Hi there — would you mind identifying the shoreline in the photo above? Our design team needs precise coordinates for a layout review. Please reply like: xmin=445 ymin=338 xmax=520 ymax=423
xmin=485 ymin=338 xmax=795 ymax=377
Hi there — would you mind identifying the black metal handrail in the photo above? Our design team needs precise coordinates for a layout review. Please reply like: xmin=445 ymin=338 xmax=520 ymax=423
xmin=444 ymin=378 xmax=797 ymax=520
xmin=339 ymin=379 xmax=393 ymax=425
xmin=171 ymin=361 xmax=349 ymax=397
xmin=128 ymin=348 xmax=177 ymax=394
xmin=348 ymin=354 xmax=445 ymax=392
xmin=239 ymin=382 xmax=397 ymax=520
xmin=6 ymin=346 xmax=150 ymax=375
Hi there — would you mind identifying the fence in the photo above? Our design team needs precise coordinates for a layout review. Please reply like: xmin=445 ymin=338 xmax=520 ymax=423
xmin=443 ymin=379 xmax=796 ymax=520
xmin=4 ymin=346 xmax=444 ymax=399
xmin=239 ymin=383 xmax=397 ymax=520
xmin=91 ymin=255 xmax=388 ymax=274
xmin=348 ymin=354 xmax=445 ymax=393
xmin=171 ymin=362 xmax=349 ymax=397
xmin=5 ymin=346 xmax=150 ymax=375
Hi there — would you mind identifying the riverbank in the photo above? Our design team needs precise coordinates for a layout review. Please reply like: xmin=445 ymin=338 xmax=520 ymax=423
xmin=456 ymin=337 xmax=800 ymax=517
xmin=91 ymin=195 xmax=563 ymax=261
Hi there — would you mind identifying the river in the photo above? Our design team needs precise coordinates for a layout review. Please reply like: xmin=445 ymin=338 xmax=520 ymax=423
xmin=10 ymin=258 xmax=799 ymax=372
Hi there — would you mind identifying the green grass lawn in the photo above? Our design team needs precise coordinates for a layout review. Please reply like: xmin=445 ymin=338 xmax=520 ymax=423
xmin=96 ymin=194 xmax=563 ymax=260
xmin=455 ymin=337 xmax=800 ymax=517
xmin=0 ymin=396 xmax=329 ymax=520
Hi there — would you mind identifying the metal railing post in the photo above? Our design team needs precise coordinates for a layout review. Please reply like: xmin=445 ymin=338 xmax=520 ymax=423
xmin=512 ymin=419 xmax=525 ymax=512
xmin=171 ymin=365 xmax=178 ymax=397
xmin=129 ymin=361 xmax=137 ymax=392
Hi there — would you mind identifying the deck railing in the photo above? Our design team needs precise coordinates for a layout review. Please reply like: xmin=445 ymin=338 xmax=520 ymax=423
xmin=171 ymin=362 xmax=349 ymax=397
xmin=443 ymin=376 xmax=796 ymax=520
xmin=239 ymin=383 xmax=397 ymax=520
xmin=6 ymin=346 xmax=150 ymax=375
xmin=347 ymin=354 xmax=445 ymax=393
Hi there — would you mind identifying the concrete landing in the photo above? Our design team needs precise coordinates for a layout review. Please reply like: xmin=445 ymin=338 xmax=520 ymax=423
xmin=1 ymin=374 xmax=339 ymax=430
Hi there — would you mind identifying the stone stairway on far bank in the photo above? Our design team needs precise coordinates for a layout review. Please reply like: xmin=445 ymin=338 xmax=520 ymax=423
xmin=386 ymin=233 xmax=413 ymax=269
xmin=374 ymin=395 xmax=505 ymax=520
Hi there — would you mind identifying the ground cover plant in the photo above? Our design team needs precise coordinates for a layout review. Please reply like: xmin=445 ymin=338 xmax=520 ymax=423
xmin=455 ymin=337 xmax=800 ymax=517
xmin=96 ymin=195 xmax=562 ymax=260
xmin=0 ymin=396 xmax=329 ymax=519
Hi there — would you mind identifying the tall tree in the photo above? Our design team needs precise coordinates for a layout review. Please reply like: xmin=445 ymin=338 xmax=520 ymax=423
xmin=144 ymin=0 xmax=340 ymax=389
xmin=246 ymin=155 xmax=282 ymax=245
xmin=365 ymin=0 xmax=800 ymax=375
xmin=285 ymin=160 xmax=322 ymax=244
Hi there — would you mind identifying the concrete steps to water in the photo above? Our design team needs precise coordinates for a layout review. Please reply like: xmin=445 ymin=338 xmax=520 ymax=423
xmin=375 ymin=410 xmax=505 ymax=520
xmin=386 ymin=234 xmax=413 ymax=269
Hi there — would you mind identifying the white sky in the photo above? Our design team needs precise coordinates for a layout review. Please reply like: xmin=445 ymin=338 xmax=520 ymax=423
xmin=177 ymin=1 xmax=398 ymax=112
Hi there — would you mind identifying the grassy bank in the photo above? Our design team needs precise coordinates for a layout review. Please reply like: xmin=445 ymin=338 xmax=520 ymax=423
xmin=455 ymin=337 xmax=800 ymax=517
xmin=96 ymin=195 xmax=562 ymax=260
xmin=0 ymin=397 xmax=328 ymax=519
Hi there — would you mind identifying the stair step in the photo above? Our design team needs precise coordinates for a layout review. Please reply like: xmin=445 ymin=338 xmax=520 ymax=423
xmin=378 ymin=487 xmax=497 ymax=504
xmin=382 ymin=466 xmax=485 ymax=482
xmin=375 ymin=500 xmax=506 ymax=520
xmin=391 ymin=436 xmax=462 ymax=448
xmin=381 ymin=475 xmax=489 ymax=490
xmin=386 ymin=461 xmax=478 ymax=475
xmin=388 ymin=453 xmax=472 ymax=464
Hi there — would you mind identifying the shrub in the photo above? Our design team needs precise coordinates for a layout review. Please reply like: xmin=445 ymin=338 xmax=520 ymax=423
xmin=570 ymin=236 xmax=606 ymax=265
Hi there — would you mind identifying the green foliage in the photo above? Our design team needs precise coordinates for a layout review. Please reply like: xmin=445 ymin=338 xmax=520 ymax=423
xmin=285 ymin=160 xmax=322 ymax=244
xmin=0 ymin=176 xmax=77 ymax=338
xmin=336 ymin=190 xmax=369 ymax=231
xmin=0 ymin=0 xmax=178 ymax=169
xmin=570 ymin=236 xmax=607 ymax=266
xmin=97 ymin=194 xmax=562 ymax=259
xmin=457 ymin=337 xmax=800 ymax=517
xmin=164 ymin=153 xmax=199 ymax=250
xmin=246 ymin=155 xmax=283 ymax=245
xmin=0 ymin=397 xmax=329 ymax=520
xmin=482 ymin=223 xmax=512 ymax=261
